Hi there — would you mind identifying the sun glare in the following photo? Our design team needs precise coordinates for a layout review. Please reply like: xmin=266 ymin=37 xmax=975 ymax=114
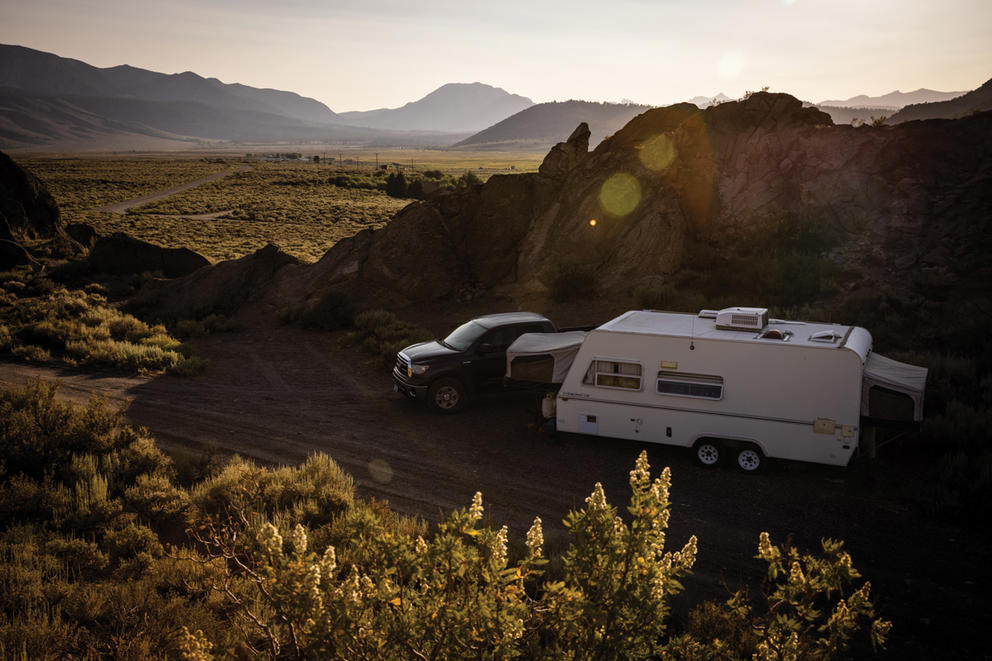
xmin=639 ymin=135 xmax=677 ymax=171
xmin=599 ymin=173 xmax=641 ymax=218
xmin=718 ymin=52 xmax=745 ymax=79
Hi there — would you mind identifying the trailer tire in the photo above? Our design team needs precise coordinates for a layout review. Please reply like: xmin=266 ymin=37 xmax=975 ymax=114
xmin=735 ymin=445 xmax=764 ymax=473
xmin=693 ymin=439 xmax=722 ymax=467
xmin=427 ymin=378 xmax=468 ymax=413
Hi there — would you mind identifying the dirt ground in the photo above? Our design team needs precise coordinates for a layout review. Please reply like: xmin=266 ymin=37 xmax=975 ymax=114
xmin=1 ymin=319 xmax=988 ymax=659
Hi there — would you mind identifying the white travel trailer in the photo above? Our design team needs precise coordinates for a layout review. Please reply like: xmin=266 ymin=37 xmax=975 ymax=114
xmin=506 ymin=307 xmax=927 ymax=471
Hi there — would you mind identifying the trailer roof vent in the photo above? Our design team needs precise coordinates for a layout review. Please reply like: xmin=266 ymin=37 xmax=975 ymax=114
xmin=810 ymin=330 xmax=843 ymax=343
xmin=698 ymin=309 xmax=719 ymax=319
xmin=715 ymin=307 xmax=769 ymax=331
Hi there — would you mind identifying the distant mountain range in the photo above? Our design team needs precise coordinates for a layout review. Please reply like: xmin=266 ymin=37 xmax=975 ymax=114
xmin=887 ymin=78 xmax=992 ymax=123
xmin=338 ymin=83 xmax=533 ymax=133
xmin=687 ymin=93 xmax=733 ymax=108
xmin=454 ymin=100 xmax=652 ymax=150
xmin=817 ymin=88 xmax=965 ymax=110
xmin=0 ymin=44 xmax=987 ymax=150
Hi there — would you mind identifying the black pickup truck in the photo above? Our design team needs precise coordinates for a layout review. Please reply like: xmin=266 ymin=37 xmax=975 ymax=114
xmin=392 ymin=312 xmax=556 ymax=412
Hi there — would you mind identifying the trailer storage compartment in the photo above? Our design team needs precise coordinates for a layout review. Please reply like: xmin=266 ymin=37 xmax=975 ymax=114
xmin=505 ymin=331 xmax=587 ymax=386
xmin=861 ymin=353 xmax=928 ymax=422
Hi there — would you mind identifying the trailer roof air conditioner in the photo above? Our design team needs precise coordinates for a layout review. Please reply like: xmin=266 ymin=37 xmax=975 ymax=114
xmin=715 ymin=306 xmax=768 ymax=331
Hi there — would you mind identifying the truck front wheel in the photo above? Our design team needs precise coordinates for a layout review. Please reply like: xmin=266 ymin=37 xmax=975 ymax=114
xmin=428 ymin=378 xmax=467 ymax=413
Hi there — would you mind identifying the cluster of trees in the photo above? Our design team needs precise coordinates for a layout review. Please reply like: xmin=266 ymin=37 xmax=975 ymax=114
xmin=0 ymin=381 xmax=889 ymax=658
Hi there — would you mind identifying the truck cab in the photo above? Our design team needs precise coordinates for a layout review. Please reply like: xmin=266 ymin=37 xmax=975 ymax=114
xmin=393 ymin=312 xmax=556 ymax=412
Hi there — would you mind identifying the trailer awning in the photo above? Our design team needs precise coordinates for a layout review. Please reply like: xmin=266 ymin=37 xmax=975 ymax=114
xmin=861 ymin=353 xmax=928 ymax=422
xmin=506 ymin=331 xmax=587 ymax=385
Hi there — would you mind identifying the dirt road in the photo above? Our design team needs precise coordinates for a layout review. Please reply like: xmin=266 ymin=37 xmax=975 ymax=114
xmin=1 ymin=323 xmax=988 ymax=659
xmin=94 ymin=167 xmax=248 ymax=214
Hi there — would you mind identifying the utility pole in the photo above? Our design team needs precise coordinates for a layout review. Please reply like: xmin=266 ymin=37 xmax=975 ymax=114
xmin=375 ymin=153 xmax=379 ymax=169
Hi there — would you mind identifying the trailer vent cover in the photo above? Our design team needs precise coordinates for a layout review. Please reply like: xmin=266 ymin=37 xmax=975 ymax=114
xmin=715 ymin=307 xmax=769 ymax=331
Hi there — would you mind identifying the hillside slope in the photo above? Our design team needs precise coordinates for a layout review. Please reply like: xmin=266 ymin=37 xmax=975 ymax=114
xmin=338 ymin=83 xmax=533 ymax=132
xmin=0 ymin=44 xmax=371 ymax=147
xmin=0 ymin=44 xmax=338 ymax=125
xmin=454 ymin=100 xmax=652 ymax=150
xmin=818 ymin=88 xmax=965 ymax=109
xmin=888 ymin=77 xmax=992 ymax=123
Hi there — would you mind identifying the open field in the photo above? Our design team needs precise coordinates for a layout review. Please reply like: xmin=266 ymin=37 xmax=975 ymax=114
xmin=18 ymin=151 xmax=546 ymax=263
xmin=20 ymin=157 xmax=232 ymax=211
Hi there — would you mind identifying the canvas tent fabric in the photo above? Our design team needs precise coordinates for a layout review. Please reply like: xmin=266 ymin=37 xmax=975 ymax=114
xmin=506 ymin=331 xmax=587 ymax=384
xmin=861 ymin=352 xmax=928 ymax=421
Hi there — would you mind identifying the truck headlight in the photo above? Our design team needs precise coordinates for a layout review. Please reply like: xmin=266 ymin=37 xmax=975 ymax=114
xmin=410 ymin=364 xmax=429 ymax=376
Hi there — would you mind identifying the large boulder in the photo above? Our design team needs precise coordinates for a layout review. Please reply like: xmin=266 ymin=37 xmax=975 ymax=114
xmin=130 ymin=243 xmax=300 ymax=320
xmin=89 ymin=232 xmax=209 ymax=278
xmin=0 ymin=150 xmax=79 ymax=257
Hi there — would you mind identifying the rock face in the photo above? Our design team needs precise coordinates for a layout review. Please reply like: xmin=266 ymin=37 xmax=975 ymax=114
xmin=0 ymin=150 xmax=78 ymax=259
xmin=130 ymin=244 xmax=300 ymax=320
xmin=147 ymin=92 xmax=991 ymax=347
xmin=89 ymin=233 xmax=210 ymax=278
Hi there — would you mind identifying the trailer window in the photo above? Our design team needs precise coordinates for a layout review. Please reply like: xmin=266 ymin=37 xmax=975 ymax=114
xmin=584 ymin=360 xmax=642 ymax=390
xmin=656 ymin=371 xmax=724 ymax=400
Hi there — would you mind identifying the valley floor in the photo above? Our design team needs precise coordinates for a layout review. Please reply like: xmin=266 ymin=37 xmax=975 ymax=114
xmin=1 ymin=320 xmax=989 ymax=659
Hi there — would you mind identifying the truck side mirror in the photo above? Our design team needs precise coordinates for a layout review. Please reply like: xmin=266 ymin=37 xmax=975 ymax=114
xmin=478 ymin=342 xmax=494 ymax=354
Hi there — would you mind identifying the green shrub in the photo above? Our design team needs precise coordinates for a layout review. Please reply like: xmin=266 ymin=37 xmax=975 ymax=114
xmin=173 ymin=313 xmax=239 ymax=338
xmin=348 ymin=309 xmax=432 ymax=366
xmin=1 ymin=287 xmax=200 ymax=374
xmin=11 ymin=344 xmax=50 ymax=362
xmin=545 ymin=258 xmax=597 ymax=302
xmin=634 ymin=282 xmax=677 ymax=309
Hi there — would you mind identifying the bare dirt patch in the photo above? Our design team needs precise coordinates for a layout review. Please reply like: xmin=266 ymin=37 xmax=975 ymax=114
xmin=0 ymin=321 xmax=988 ymax=659
xmin=94 ymin=167 xmax=248 ymax=213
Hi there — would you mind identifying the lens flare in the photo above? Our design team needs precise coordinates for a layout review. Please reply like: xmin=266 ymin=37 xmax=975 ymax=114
xmin=599 ymin=173 xmax=641 ymax=218
xmin=368 ymin=458 xmax=393 ymax=484
xmin=639 ymin=134 xmax=677 ymax=171
xmin=589 ymin=219 xmax=597 ymax=227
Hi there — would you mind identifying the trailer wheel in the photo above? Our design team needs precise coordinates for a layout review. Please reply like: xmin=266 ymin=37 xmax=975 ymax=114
xmin=428 ymin=378 xmax=467 ymax=413
xmin=736 ymin=446 xmax=764 ymax=473
xmin=693 ymin=440 xmax=722 ymax=467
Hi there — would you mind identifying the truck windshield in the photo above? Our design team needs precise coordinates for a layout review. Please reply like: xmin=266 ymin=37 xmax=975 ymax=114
xmin=443 ymin=320 xmax=487 ymax=351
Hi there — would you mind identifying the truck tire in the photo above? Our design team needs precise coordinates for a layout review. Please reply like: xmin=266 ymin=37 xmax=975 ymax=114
xmin=428 ymin=378 xmax=468 ymax=413
xmin=693 ymin=439 xmax=722 ymax=467
xmin=735 ymin=445 xmax=764 ymax=473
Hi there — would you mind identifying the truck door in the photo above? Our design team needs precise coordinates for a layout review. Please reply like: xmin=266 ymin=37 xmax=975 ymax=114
xmin=474 ymin=326 xmax=516 ymax=388
xmin=475 ymin=324 xmax=545 ymax=388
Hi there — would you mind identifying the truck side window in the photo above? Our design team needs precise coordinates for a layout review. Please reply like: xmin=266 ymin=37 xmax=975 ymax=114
xmin=480 ymin=327 xmax=513 ymax=352
xmin=584 ymin=360 xmax=642 ymax=390
xmin=656 ymin=371 xmax=724 ymax=400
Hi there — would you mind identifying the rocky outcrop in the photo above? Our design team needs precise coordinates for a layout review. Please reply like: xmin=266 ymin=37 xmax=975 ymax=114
xmin=0 ymin=150 xmax=78 ymax=257
xmin=66 ymin=222 xmax=98 ymax=248
xmin=130 ymin=244 xmax=300 ymax=320
xmin=89 ymin=232 xmax=209 ymax=278
xmin=538 ymin=122 xmax=591 ymax=178
xmin=144 ymin=92 xmax=992 ymax=347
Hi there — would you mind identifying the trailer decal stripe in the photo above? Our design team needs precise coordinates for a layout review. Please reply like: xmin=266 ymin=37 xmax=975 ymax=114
xmin=568 ymin=396 xmax=853 ymax=429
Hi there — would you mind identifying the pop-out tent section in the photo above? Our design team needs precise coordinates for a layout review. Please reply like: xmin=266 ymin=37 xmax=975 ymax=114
xmin=506 ymin=331 xmax=587 ymax=385
xmin=861 ymin=353 xmax=928 ymax=422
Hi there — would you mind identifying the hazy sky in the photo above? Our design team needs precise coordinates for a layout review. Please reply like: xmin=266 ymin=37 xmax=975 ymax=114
xmin=2 ymin=0 xmax=990 ymax=111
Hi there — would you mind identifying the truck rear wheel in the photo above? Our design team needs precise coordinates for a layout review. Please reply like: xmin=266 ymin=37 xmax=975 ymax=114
xmin=736 ymin=445 xmax=764 ymax=473
xmin=428 ymin=378 xmax=467 ymax=413
xmin=693 ymin=439 xmax=722 ymax=467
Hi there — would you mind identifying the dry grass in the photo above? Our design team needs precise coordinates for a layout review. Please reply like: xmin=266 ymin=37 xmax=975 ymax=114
xmin=0 ymin=272 xmax=203 ymax=374
xmin=20 ymin=157 xmax=232 ymax=211
xmin=18 ymin=152 xmax=546 ymax=263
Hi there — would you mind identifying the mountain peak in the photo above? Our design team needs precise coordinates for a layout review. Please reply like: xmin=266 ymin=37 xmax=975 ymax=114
xmin=338 ymin=82 xmax=534 ymax=132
